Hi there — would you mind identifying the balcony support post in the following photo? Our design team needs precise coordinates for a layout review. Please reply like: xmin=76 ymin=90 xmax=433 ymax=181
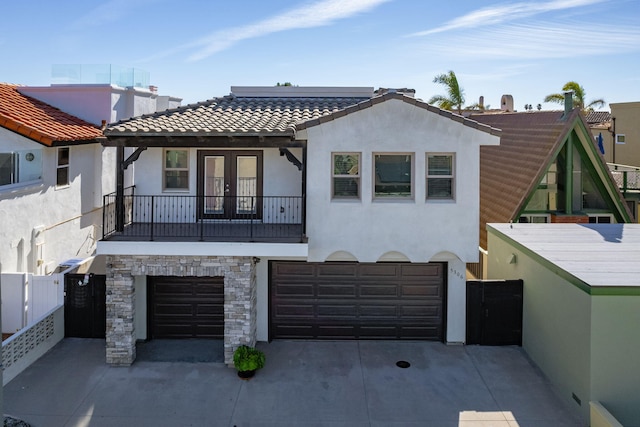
xmin=115 ymin=146 xmax=125 ymax=232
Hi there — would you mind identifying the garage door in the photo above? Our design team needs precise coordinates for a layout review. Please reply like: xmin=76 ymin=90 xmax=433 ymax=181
xmin=270 ymin=262 xmax=445 ymax=340
xmin=149 ymin=276 xmax=224 ymax=339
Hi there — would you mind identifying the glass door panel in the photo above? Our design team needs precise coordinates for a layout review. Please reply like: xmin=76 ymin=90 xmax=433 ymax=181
xmin=204 ymin=156 xmax=225 ymax=215
xmin=236 ymin=156 xmax=257 ymax=215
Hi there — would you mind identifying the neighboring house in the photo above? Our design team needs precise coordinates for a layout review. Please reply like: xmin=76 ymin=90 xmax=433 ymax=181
xmin=97 ymin=86 xmax=501 ymax=366
xmin=467 ymin=102 xmax=632 ymax=278
xmin=0 ymin=83 xmax=106 ymax=274
xmin=0 ymin=83 xmax=105 ymax=333
xmin=487 ymin=222 xmax=640 ymax=426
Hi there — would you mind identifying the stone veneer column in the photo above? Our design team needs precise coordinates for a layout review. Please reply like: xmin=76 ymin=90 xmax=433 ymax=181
xmin=223 ymin=257 xmax=257 ymax=365
xmin=105 ymin=255 xmax=136 ymax=365
xmin=104 ymin=255 xmax=255 ymax=366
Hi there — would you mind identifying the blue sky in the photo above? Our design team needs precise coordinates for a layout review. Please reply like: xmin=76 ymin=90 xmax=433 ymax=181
xmin=1 ymin=0 xmax=639 ymax=109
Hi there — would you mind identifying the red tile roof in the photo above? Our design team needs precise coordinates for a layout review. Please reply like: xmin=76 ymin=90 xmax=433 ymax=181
xmin=0 ymin=83 xmax=103 ymax=146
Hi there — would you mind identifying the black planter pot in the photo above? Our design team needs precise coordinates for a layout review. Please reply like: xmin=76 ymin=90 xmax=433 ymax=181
xmin=237 ymin=370 xmax=256 ymax=380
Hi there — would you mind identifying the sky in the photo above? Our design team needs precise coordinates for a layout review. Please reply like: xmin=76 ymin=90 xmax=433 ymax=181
xmin=1 ymin=0 xmax=639 ymax=110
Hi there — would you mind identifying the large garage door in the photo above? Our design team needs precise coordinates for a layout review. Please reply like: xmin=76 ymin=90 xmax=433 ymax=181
xmin=270 ymin=262 xmax=445 ymax=340
xmin=149 ymin=276 xmax=224 ymax=339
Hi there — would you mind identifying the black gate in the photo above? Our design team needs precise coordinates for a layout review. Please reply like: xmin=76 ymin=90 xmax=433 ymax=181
xmin=64 ymin=274 xmax=106 ymax=338
xmin=466 ymin=280 xmax=523 ymax=345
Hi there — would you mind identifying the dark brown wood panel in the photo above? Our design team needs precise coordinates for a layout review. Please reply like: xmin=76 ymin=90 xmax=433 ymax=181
xmin=270 ymin=262 xmax=445 ymax=340
xmin=149 ymin=276 xmax=224 ymax=339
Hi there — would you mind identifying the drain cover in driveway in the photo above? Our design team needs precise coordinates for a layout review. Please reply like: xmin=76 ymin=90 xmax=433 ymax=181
xmin=396 ymin=360 xmax=411 ymax=368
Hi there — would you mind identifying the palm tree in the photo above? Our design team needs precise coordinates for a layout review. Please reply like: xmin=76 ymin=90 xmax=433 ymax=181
xmin=543 ymin=81 xmax=605 ymax=112
xmin=428 ymin=71 xmax=465 ymax=114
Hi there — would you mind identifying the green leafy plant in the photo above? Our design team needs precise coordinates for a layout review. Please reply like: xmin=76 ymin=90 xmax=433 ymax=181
xmin=233 ymin=345 xmax=266 ymax=372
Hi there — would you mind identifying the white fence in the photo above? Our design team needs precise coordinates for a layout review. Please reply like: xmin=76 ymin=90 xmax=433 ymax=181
xmin=1 ymin=272 xmax=63 ymax=334
xmin=2 ymin=305 xmax=65 ymax=385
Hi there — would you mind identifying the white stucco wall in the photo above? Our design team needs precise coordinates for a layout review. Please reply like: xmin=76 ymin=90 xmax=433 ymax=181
xmin=19 ymin=84 xmax=182 ymax=126
xmin=303 ymin=99 xmax=498 ymax=264
xmin=0 ymin=130 xmax=105 ymax=273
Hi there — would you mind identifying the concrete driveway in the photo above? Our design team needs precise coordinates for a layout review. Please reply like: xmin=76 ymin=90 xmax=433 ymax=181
xmin=3 ymin=338 xmax=584 ymax=426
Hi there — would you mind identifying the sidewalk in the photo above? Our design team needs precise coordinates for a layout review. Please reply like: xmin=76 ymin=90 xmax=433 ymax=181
xmin=3 ymin=338 xmax=585 ymax=426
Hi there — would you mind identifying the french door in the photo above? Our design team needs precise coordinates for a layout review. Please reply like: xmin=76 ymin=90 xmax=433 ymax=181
xmin=197 ymin=150 xmax=263 ymax=220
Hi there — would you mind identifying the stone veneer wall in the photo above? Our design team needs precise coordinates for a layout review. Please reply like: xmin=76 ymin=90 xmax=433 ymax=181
xmin=105 ymin=255 xmax=256 ymax=366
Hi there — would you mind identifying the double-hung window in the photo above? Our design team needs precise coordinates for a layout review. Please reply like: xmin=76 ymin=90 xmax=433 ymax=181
xmin=426 ymin=154 xmax=455 ymax=200
xmin=332 ymin=153 xmax=360 ymax=199
xmin=56 ymin=147 xmax=70 ymax=187
xmin=164 ymin=149 xmax=189 ymax=190
xmin=374 ymin=153 xmax=413 ymax=199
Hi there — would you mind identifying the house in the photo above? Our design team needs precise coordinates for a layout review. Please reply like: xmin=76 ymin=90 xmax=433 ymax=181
xmin=0 ymin=83 xmax=106 ymax=275
xmin=467 ymin=100 xmax=632 ymax=278
xmin=97 ymin=86 xmax=501 ymax=366
xmin=486 ymin=222 xmax=640 ymax=426
xmin=0 ymin=83 xmax=105 ymax=334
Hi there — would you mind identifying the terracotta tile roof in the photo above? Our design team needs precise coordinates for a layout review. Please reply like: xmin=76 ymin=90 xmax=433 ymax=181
xmin=105 ymin=95 xmax=371 ymax=137
xmin=470 ymin=111 xmax=574 ymax=249
xmin=585 ymin=110 xmax=611 ymax=125
xmin=106 ymin=91 xmax=502 ymax=140
xmin=0 ymin=83 xmax=103 ymax=146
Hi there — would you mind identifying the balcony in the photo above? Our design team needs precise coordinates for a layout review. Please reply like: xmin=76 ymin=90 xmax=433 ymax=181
xmin=102 ymin=191 xmax=305 ymax=243
xmin=609 ymin=163 xmax=640 ymax=192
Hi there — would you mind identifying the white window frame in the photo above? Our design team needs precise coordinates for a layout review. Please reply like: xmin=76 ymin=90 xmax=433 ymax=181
xmin=56 ymin=147 xmax=70 ymax=188
xmin=426 ymin=153 xmax=455 ymax=200
xmin=373 ymin=152 xmax=414 ymax=200
xmin=615 ymin=134 xmax=626 ymax=144
xmin=331 ymin=152 xmax=361 ymax=200
xmin=163 ymin=149 xmax=189 ymax=191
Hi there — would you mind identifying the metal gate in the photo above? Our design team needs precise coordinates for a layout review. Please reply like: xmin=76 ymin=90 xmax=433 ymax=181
xmin=466 ymin=279 xmax=523 ymax=345
xmin=64 ymin=274 xmax=106 ymax=338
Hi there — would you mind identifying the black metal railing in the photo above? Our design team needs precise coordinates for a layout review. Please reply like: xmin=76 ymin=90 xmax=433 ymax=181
xmin=103 ymin=194 xmax=304 ymax=242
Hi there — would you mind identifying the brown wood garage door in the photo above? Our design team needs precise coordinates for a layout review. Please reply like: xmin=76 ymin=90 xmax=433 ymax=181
xmin=148 ymin=276 xmax=224 ymax=339
xmin=270 ymin=262 xmax=445 ymax=340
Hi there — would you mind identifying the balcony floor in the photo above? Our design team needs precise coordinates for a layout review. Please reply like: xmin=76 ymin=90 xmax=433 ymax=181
xmin=102 ymin=222 xmax=305 ymax=243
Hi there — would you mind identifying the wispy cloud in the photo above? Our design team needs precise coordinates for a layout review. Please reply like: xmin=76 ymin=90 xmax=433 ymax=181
xmin=408 ymin=0 xmax=606 ymax=37
xmin=420 ymin=21 xmax=640 ymax=59
xmin=143 ymin=0 xmax=391 ymax=63
xmin=69 ymin=0 xmax=158 ymax=30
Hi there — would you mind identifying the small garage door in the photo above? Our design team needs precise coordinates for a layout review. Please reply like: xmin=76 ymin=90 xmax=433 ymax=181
xmin=148 ymin=276 xmax=224 ymax=339
xmin=270 ymin=262 xmax=445 ymax=340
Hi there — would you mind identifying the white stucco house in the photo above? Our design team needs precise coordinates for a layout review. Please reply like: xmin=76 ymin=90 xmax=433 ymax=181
xmin=97 ymin=86 xmax=501 ymax=366
xmin=0 ymin=83 xmax=107 ymax=276
xmin=1 ymin=71 xmax=181 ymax=334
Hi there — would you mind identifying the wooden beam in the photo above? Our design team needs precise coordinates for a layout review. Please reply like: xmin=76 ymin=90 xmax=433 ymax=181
xmin=101 ymin=135 xmax=303 ymax=148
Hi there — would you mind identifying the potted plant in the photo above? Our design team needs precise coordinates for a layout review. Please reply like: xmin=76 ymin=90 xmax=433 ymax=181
xmin=233 ymin=345 xmax=265 ymax=379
